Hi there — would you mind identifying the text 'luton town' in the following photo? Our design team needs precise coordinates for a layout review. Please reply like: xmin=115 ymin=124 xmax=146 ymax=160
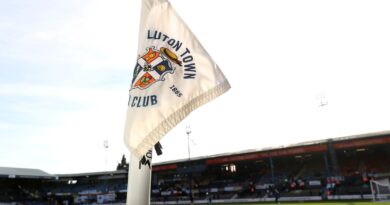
xmin=147 ymin=30 xmax=196 ymax=79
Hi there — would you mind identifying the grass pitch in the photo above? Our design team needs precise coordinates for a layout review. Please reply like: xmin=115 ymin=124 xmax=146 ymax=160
xmin=245 ymin=203 xmax=388 ymax=205
xmin=177 ymin=202 xmax=390 ymax=205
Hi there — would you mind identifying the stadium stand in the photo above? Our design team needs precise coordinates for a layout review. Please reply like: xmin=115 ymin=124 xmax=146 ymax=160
xmin=150 ymin=131 xmax=390 ymax=203
xmin=0 ymin=167 xmax=55 ymax=203
xmin=0 ymin=130 xmax=390 ymax=204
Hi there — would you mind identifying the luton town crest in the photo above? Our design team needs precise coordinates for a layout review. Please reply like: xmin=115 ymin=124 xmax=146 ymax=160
xmin=131 ymin=46 xmax=182 ymax=90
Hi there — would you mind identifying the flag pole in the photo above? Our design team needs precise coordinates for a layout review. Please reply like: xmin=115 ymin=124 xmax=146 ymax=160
xmin=126 ymin=150 xmax=152 ymax=205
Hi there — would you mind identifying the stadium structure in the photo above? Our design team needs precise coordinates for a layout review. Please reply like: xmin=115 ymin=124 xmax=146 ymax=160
xmin=1 ymin=131 xmax=390 ymax=204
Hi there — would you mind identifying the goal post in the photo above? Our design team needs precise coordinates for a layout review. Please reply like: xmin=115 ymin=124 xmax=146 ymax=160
xmin=370 ymin=179 xmax=390 ymax=202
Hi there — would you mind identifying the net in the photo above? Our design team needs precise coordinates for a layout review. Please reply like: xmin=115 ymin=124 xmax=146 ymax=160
xmin=370 ymin=179 xmax=390 ymax=202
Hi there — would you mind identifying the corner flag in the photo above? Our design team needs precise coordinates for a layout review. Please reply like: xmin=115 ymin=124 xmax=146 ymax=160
xmin=124 ymin=0 xmax=230 ymax=159
xmin=125 ymin=0 xmax=230 ymax=203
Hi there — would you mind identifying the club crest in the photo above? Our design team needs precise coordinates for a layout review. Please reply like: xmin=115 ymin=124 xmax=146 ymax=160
xmin=131 ymin=47 xmax=182 ymax=90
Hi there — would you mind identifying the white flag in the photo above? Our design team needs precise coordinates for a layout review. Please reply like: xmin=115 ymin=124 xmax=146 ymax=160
xmin=124 ymin=0 xmax=230 ymax=159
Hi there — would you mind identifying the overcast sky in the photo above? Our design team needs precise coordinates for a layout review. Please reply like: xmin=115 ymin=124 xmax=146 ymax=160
xmin=1 ymin=0 xmax=390 ymax=174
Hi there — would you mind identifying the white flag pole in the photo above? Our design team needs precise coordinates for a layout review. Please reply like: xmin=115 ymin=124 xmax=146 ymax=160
xmin=126 ymin=150 xmax=153 ymax=205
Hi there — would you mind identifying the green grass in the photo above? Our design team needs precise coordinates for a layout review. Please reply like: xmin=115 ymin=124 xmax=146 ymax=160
xmin=175 ymin=202 xmax=390 ymax=205
xmin=228 ymin=203 xmax=389 ymax=205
